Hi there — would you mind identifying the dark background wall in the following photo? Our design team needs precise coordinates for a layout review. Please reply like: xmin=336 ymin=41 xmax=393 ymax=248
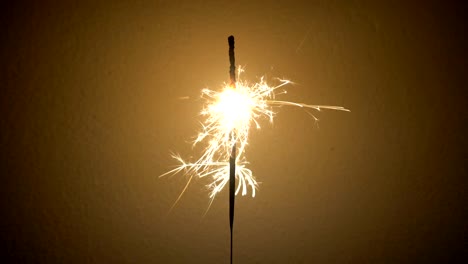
xmin=1 ymin=1 xmax=466 ymax=263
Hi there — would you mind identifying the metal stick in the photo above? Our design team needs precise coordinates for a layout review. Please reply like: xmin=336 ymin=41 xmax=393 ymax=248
xmin=228 ymin=35 xmax=236 ymax=264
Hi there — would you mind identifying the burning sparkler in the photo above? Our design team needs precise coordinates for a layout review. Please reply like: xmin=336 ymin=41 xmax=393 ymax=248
xmin=161 ymin=38 xmax=349 ymax=203
xmin=162 ymin=35 xmax=348 ymax=264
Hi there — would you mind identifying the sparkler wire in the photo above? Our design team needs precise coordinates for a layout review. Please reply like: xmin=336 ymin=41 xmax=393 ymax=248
xmin=228 ymin=35 xmax=236 ymax=264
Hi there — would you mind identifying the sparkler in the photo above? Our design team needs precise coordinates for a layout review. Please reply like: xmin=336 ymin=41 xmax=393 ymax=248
xmin=161 ymin=36 xmax=349 ymax=262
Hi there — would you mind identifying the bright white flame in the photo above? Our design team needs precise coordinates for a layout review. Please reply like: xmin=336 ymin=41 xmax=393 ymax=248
xmin=210 ymin=88 xmax=254 ymax=131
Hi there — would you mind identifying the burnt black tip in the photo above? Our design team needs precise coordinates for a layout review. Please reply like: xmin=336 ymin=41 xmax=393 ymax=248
xmin=228 ymin=35 xmax=234 ymax=46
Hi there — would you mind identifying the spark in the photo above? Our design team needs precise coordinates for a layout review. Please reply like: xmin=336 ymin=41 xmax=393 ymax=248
xmin=161 ymin=66 xmax=349 ymax=200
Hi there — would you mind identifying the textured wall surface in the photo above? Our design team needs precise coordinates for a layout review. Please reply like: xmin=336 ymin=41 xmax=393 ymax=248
xmin=1 ymin=1 xmax=466 ymax=263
